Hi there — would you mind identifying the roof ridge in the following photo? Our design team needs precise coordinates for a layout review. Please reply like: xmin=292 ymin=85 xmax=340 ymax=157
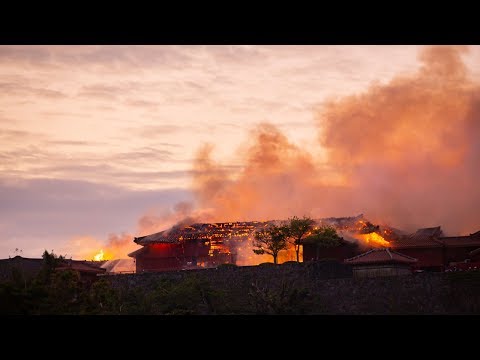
xmin=345 ymin=248 xmax=377 ymax=261
xmin=389 ymin=249 xmax=419 ymax=261
xmin=345 ymin=247 xmax=417 ymax=264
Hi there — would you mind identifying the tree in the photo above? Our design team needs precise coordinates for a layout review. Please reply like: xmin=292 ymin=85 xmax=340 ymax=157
xmin=253 ymin=224 xmax=289 ymax=264
xmin=286 ymin=216 xmax=316 ymax=262
xmin=38 ymin=250 xmax=65 ymax=283
xmin=303 ymin=225 xmax=342 ymax=260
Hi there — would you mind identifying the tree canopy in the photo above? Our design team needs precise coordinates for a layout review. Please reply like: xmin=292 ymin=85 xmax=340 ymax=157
xmin=303 ymin=225 xmax=343 ymax=260
xmin=286 ymin=216 xmax=316 ymax=262
xmin=253 ymin=224 xmax=289 ymax=264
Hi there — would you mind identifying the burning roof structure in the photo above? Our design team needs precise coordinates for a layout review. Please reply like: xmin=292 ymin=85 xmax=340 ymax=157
xmin=127 ymin=213 xmax=480 ymax=273
xmin=130 ymin=221 xmax=274 ymax=272
xmin=128 ymin=215 xmax=401 ymax=272
xmin=134 ymin=220 xmax=274 ymax=245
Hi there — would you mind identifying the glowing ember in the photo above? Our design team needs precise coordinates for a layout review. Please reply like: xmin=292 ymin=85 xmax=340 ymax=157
xmin=94 ymin=249 xmax=104 ymax=261
xmin=358 ymin=232 xmax=390 ymax=247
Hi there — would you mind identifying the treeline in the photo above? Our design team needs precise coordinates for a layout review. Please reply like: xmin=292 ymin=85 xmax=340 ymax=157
xmin=0 ymin=250 xmax=318 ymax=315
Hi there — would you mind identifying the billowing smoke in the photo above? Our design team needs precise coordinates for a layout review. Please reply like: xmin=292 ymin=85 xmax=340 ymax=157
xmin=318 ymin=45 xmax=480 ymax=234
xmin=125 ymin=45 xmax=479 ymax=265
xmin=192 ymin=123 xmax=334 ymax=222
xmin=187 ymin=46 xmax=479 ymax=235
xmin=104 ymin=232 xmax=136 ymax=258
xmin=137 ymin=201 xmax=215 ymax=236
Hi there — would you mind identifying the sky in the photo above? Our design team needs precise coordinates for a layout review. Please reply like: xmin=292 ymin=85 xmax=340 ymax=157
xmin=1 ymin=45 xmax=479 ymax=260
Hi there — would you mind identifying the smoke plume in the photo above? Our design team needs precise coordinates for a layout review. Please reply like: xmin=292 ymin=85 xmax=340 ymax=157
xmin=187 ymin=46 xmax=479 ymax=235
xmin=318 ymin=45 xmax=479 ymax=233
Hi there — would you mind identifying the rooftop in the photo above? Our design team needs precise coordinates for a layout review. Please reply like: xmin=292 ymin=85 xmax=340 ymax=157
xmin=345 ymin=248 xmax=418 ymax=265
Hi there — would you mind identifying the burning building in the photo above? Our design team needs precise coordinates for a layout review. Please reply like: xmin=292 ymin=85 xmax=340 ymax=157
xmin=128 ymin=221 xmax=272 ymax=272
xmin=302 ymin=221 xmax=480 ymax=272
xmin=127 ymin=213 xmax=480 ymax=274
xmin=128 ymin=215 xmax=392 ymax=273
xmin=301 ymin=214 xmax=399 ymax=262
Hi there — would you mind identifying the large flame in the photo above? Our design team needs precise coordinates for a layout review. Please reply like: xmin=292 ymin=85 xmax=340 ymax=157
xmin=93 ymin=249 xmax=105 ymax=261
xmin=357 ymin=232 xmax=390 ymax=247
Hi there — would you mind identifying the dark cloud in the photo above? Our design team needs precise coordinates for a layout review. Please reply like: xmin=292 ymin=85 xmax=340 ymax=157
xmin=0 ymin=143 xmax=191 ymax=188
xmin=0 ymin=178 xmax=193 ymax=240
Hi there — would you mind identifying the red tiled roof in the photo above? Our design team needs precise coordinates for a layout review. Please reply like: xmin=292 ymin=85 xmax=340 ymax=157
xmin=345 ymin=248 xmax=417 ymax=265
xmin=128 ymin=247 xmax=148 ymax=258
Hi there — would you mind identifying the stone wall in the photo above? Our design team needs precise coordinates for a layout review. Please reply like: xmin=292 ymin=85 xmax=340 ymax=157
xmin=103 ymin=261 xmax=480 ymax=314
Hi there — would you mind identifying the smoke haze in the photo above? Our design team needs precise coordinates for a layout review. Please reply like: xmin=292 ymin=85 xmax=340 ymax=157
xmin=189 ymin=46 xmax=480 ymax=235
xmin=93 ymin=45 xmax=479 ymax=260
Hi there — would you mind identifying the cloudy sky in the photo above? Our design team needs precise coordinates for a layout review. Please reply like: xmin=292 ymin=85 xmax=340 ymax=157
xmin=1 ymin=45 xmax=479 ymax=259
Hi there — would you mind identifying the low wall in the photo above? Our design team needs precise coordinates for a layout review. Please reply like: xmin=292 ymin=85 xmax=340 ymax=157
xmin=104 ymin=261 xmax=480 ymax=314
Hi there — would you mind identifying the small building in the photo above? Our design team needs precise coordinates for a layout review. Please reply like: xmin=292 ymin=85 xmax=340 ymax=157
xmin=0 ymin=256 xmax=106 ymax=283
xmin=56 ymin=259 xmax=106 ymax=282
xmin=344 ymin=248 xmax=417 ymax=278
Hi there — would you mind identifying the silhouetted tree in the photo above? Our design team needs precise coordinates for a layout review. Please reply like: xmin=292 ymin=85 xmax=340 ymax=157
xmin=253 ymin=224 xmax=289 ymax=264
xmin=304 ymin=225 xmax=342 ymax=260
xmin=286 ymin=216 xmax=316 ymax=262
xmin=38 ymin=250 xmax=65 ymax=283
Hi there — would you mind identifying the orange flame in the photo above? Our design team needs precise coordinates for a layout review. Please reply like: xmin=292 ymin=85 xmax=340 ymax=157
xmin=93 ymin=249 xmax=105 ymax=261
xmin=358 ymin=232 xmax=390 ymax=247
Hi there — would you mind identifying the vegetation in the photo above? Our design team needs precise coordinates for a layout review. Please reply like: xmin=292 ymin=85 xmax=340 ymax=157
xmin=304 ymin=225 xmax=343 ymax=260
xmin=253 ymin=224 xmax=289 ymax=264
xmin=285 ymin=216 xmax=316 ymax=262
xmin=2 ymin=249 xmax=480 ymax=315
xmin=248 ymin=280 xmax=311 ymax=314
